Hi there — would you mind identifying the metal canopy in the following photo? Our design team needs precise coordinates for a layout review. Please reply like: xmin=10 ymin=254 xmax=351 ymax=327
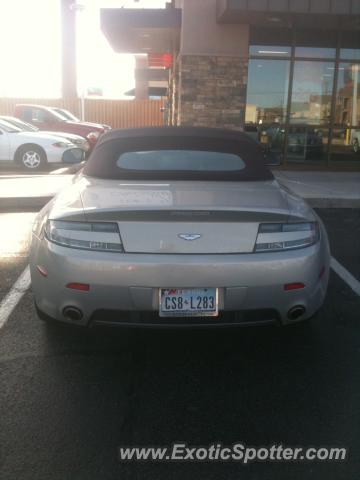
xmin=217 ymin=0 xmax=360 ymax=30
xmin=100 ymin=8 xmax=181 ymax=54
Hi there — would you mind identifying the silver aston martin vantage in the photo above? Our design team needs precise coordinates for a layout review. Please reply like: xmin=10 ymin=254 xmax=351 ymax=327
xmin=30 ymin=127 xmax=330 ymax=327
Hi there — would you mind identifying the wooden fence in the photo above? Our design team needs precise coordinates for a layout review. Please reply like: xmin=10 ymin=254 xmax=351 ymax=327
xmin=0 ymin=98 xmax=166 ymax=129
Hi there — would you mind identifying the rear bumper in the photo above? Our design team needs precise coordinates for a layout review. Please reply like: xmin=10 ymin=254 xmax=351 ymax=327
xmin=36 ymin=304 xmax=281 ymax=328
xmin=90 ymin=309 xmax=281 ymax=328
xmin=30 ymin=233 xmax=330 ymax=327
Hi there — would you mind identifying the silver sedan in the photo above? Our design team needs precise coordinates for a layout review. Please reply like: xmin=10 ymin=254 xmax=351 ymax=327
xmin=30 ymin=127 xmax=330 ymax=327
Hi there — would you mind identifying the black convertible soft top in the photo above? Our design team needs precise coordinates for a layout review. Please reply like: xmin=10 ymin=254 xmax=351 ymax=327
xmin=83 ymin=126 xmax=273 ymax=182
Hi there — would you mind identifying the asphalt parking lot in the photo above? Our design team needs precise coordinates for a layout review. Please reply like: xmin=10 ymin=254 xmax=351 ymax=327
xmin=0 ymin=208 xmax=359 ymax=480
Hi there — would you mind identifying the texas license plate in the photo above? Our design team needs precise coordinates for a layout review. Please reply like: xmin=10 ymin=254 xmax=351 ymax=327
xmin=159 ymin=288 xmax=218 ymax=317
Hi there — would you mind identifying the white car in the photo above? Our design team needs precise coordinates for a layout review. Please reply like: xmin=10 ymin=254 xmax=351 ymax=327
xmin=0 ymin=116 xmax=90 ymax=153
xmin=0 ymin=118 xmax=84 ymax=170
xmin=353 ymin=130 xmax=360 ymax=154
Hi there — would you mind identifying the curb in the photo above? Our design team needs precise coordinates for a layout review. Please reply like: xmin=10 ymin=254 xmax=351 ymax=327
xmin=49 ymin=161 xmax=85 ymax=175
xmin=305 ymin=198 xmax=360 ymax=208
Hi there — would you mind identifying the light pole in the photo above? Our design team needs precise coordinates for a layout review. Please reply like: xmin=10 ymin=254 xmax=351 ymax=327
xmin=70 ymin=2 xmax=86 ymax=121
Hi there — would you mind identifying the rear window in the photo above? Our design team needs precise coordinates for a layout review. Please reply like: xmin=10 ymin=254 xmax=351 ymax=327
xmin=116 ymin=150 xmax=245 ymax=172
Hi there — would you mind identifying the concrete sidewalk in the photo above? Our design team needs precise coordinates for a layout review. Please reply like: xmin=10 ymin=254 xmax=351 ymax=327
xmin=274 ymin=171 xmax=360 ymax=208
xmin=0 ymin=170 xmax=359 ymax=209
xmin=0 ymin=174 xmax=73 ymax=209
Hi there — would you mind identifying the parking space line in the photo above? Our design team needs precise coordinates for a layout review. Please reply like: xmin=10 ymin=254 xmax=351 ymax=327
xmin=0 ymin=266 xmax=31 ymax=330
xmin=331 ymin=257 xmax=360 ymax=297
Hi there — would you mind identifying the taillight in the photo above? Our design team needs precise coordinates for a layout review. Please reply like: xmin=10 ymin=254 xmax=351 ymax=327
xmin=45 ymin=220 xmax=124 ymax=252
xmin=254 ymin=222 xmax=319 ymax=252
xmin=284 ymin=282 xmax=305 ymax=291
xmin=66 ymin=283 xmax=90 ymax=291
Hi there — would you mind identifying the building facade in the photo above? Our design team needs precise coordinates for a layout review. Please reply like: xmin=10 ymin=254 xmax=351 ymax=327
xmin=101 ymin=0 xmax=360 ymax=167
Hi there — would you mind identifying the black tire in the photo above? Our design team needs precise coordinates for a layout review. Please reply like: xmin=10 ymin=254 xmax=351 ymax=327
xmin=17 ymin=145 xmax=47 ymax=171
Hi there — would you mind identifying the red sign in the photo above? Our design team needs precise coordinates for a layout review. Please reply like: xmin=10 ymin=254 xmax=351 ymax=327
xmin=148 ymin=53 xmax=173 ymax=69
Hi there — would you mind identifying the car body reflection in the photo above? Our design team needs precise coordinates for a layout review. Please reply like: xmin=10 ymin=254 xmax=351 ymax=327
xmin=245 ymin=123 xmax=324 ymax=161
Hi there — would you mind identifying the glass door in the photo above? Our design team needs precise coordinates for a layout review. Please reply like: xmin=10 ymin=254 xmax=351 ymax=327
xmin=288 ymin=60 xmax=334 ymax=162
xmin=331 ymin=61 xmax=360 ymax=162
xmin=245 ymin=58 xmax=290 ymax=164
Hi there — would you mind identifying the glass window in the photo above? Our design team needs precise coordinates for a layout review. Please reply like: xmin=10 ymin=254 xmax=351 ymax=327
xmin=340 ymin=49 xmax=360 ymax=61
xmin=249 ymin=45 xmax=291 ymax=57
xmin=5 ymin=118 xmax=37 ymax=132
xmin=116 ymin=150 xmax=246 ymax=172
xmin=246 ymin=59 xmax=290 ymax=124
xmin=290 ymin=61 xmax=335 ymax=125
xmin=32 ymin=109 xmax=46 ymax=123
xmin=334 ymin=63 xmax=360 ymax=127
xmin=52 ymin=108 xmax=78 ymax=121
xmin=295 ymin=47 xmax=336 ymax=59
xmin=22 ymin=107 xmax=33 ymax=123
xmin=0 ymin=119 xmax=22 ymax=133
xmin=287 ymin=126 xmax=328 ymax=162
xmin=245 ymin=59 xmax=290 ymax=164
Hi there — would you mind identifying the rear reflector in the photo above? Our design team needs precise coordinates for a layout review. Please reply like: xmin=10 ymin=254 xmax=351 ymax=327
xmin=66 ymin=282 xmax=90 ymax=291
xmin=284 ymin=282 xmax=305 ymax=291
xmin=319 ymin=266 xmax=326 ymax=279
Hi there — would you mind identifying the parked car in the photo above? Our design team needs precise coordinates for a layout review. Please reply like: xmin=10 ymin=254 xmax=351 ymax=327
xmin=244 ymin=124 xmax=259 ymax=142
xmin=0 ymin=118 xmax=84 ymax=170
xmin=30 ymin=127 xmax=330 ymax=328
xmin=260 ymin=125 xmax=323 ymax=159
xmin=0 ymin=116 xmax=90 ymax=153
xmin=51 ymin=107 xmax=112 ymax=131
xmin=14 ymin=104 xmax=111 ymax=149
xmin=353 ymin=130 xmax=360 ymax=154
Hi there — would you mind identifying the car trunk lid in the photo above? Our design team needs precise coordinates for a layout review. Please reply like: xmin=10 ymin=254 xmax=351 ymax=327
xmin=79 ymin=178 xmax=290 ymax=254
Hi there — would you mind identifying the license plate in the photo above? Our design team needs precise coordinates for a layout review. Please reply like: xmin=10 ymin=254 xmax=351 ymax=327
xmin=159 ymin=288 xmax=218 ymax=317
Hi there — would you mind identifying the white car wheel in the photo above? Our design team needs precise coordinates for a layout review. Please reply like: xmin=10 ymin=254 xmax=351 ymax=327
xmin=19 ymin=146 xmax=46 ymax=170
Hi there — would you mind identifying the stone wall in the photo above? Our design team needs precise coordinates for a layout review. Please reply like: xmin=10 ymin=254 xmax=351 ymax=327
xmin=177 ymin=55 xmax=248 ymax=129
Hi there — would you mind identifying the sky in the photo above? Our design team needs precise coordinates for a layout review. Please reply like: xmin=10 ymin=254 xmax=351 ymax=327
xmin=0 ymin=0 xmax=166 ymax=99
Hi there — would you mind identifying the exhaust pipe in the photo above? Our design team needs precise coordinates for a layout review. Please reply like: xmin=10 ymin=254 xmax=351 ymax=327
xmin=287 ymin=305 xmax=306 ymax=321
xmin=63 ymin=306 xmax=83 ymax=321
